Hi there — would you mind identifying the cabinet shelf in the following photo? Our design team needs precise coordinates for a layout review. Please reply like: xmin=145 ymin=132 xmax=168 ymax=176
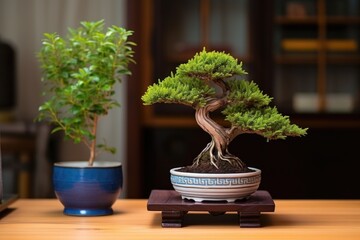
xmin=276 ymin=55 xmax=360 ymax=65
xmin=327 ymin=16 xmax=360 ymax=24
xmin=275 ymin=55 xmax=317 ymax=64
xmin=281 ymin=39 xmax=358 ymax=52
xmin=142 ymin=113 xmax=360 ymax=129
xmin=326 ymin=55 xmax=360 ymax=64
xmin=275 ymin=16 xmax=318 ymax=25
xmin=275 ymin=16 xmax=360 ymax=25
xmin=274 ymin=0 xmax=360 ymax=114
xmin=290 ymin=113 xmax=360 ymax=128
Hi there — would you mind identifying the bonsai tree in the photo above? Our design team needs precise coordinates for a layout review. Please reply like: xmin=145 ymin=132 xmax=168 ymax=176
xmin=142 ymin=49 xmax=307 ymax=173
xmin=36 ymin=20 xmax=135 ymax=166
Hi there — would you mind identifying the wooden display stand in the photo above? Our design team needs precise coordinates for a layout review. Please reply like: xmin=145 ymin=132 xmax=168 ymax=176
xmin=147 ymin=190 xmax=275 ymax=228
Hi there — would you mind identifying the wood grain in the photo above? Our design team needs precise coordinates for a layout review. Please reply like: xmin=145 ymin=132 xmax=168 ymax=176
xmin=0 ymin=198 xmax=359 ymax=239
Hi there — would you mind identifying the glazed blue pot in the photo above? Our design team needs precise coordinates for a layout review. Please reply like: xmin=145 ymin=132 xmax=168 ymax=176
xmin=53 ymin=161 xmax=122 ymax=216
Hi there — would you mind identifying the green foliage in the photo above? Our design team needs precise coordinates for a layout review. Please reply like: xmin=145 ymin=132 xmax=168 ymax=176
xmin=226 ymin=79 xmax=272 ymax=108
xmin=37 ymin=20 xmax=135 ymax=162
xmin=223 ymin=78 xmax=307 ymax=140
xmin=142 ymin=48 xmax=307 ymax=142
xmin=225 ymin=106 xmax=307 ymax=140
xmin=176 ymin=48 xmax=247 ymax=81
xmin=142 ymin=48 xmax=246 ymax=107
xmin=142 ymin=72 xmax=215 ymax=107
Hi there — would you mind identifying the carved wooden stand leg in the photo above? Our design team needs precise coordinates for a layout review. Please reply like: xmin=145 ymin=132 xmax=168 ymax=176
xmin=238 ymin=212 xmax=261 ymax=227
xmin=161 ymin=211 xmax=186 ymax=228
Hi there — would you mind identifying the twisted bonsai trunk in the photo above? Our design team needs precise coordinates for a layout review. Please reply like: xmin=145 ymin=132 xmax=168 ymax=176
xmin=193 ymin=97 xmax=247 ymax=173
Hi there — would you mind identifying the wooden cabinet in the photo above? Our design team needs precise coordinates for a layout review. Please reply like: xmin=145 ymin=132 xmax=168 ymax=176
xmin=273 ymin=0 xmax=360 ymax=115
xmin=126 ymin=0 xmax=360 ymax=198
xmin=139 ymin=0 xmax=360 ymax=128
xmin=142 ymin=0 xmax=258 ymax=127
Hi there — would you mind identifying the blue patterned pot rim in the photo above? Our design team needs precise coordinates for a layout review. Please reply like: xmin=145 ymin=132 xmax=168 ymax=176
xmin=170 ymin=167 xmax=261 ymax=177
xmin=54 ymin=161 xmax=122 ymax=168
xmin=170 ymin=174 xmax=261 ymax=187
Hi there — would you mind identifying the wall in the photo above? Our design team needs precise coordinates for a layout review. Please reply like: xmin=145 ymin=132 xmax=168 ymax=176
xmin=0 ymin=0 xmax=130 ymax=196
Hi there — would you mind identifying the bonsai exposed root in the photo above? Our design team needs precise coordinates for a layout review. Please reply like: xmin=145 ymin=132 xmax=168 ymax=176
xmin=193 ymin=140 xmax=225 ymax=168
xmin=192 ymin=140 xmax=248 ymax=173
xmin=218 ymin=150 xmax=246 ymax=170
xmin=194 ymin=141 xmax=216 ymax=167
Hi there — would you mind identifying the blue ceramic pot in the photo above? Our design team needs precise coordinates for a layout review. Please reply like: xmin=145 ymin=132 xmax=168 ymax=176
xmin=53 ymin=161 xmax=122 ymax=216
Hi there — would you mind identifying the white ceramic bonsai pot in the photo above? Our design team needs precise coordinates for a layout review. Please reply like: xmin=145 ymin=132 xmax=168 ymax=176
xmin=53 ymin=161 xmax=123 ymax=216
xmin=170 ymin=167 xmax=261 ymax=202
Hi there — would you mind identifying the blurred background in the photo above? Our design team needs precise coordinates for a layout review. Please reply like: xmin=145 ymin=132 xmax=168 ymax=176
xmin=1 ymin=0 xmax=359 ymax=199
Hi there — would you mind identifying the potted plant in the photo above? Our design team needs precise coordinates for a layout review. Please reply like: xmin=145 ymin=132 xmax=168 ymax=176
xmin=142 ymin=48 xmax=307 ymax=202
xmin=36 ymin=20 xmax=135 ymax=215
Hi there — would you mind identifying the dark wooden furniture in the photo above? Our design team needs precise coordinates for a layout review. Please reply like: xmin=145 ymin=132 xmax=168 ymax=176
xmin=126 ymin=0 xmax=360 ymax=199
xmin=0 ymin=122 xmax=51 ymax=198
xmin=273 ymin=0 xmax=360 ymax=115
xmin=147 ymin=190 xmax=275 ymax=228
xmin=1 ymin=123 xmax=36 ymax=198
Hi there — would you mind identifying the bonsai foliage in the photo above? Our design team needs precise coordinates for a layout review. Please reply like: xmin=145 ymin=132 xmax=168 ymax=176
xmin=37 ymin=20 xmax=135 ymax=166
xmin=142 ymin=49 xmax=307 ymax=173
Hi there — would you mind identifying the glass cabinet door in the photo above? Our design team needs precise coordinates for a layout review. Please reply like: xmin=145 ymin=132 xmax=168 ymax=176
xmin=273 ymin=0 xmax=360 ymax=114
xmin=151 ymin=0 xmax=252 ymax=117
xmin=326 ymin=0 xmax=360 ymax=113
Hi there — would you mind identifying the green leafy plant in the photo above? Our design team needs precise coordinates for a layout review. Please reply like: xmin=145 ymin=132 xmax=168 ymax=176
xmin=142 ymin=48 xmax=307 ymax=173
xmin=36 ymin=20 xmax=135 ymax=166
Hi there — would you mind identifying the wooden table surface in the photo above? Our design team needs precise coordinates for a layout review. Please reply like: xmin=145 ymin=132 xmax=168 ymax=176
xmin=0 ymin=198 xmax=359 ymax=240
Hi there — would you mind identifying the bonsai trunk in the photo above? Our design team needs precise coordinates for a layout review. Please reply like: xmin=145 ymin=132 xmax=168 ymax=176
xmin=193 ymin=98 xmax=247 ymax=173
xmin=88 ymin=115 xmax=98 ymax=166
xmin=89 ymin=138 xmax=96 ymax=166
